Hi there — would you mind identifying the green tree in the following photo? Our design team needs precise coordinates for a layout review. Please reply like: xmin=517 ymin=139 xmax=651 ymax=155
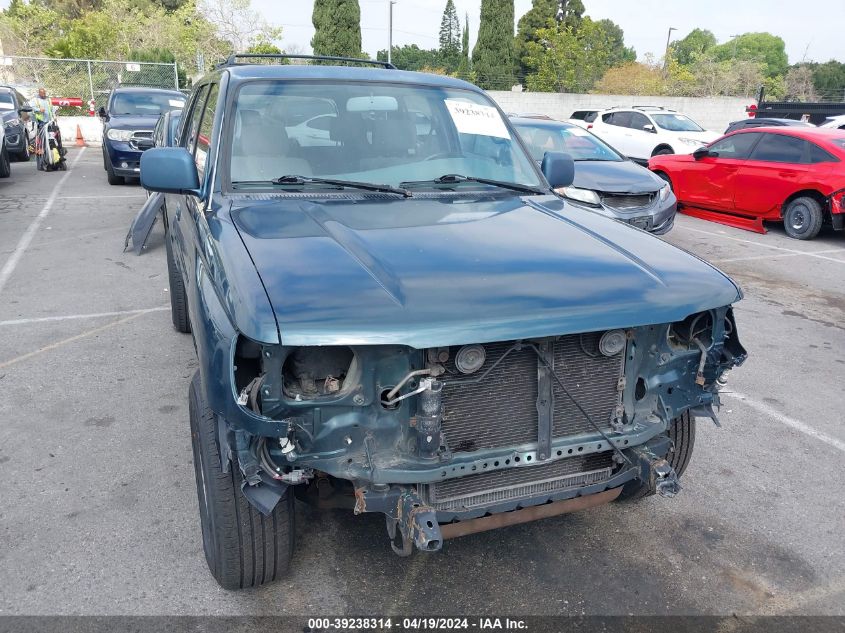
xmin=594 ymin=19 xmax=636 ymax=67
xmin=669 ymin=28 xmax=716 ymax=66
xmin=559 ymin=0 xmax=584 ymax=28
xmin=311 ymin=0 xmax=363 ymax=59
xmin=472 ymin=0 xmax=515 ymax=90
xmin=594 ymin=61 xmax=665 ymax=96
xmin=522 ymin=17 xmax=617 ymax=93
xmin=376 ymin=45 xmax=441 ymax=71
xmin=456 ymin=13 xmax=472 ymax=79
xmin=713 ymin=32 xmax=788 ymax=79
xmin=784 ymin=64 xmax=817 ymax=101
xmin=515 ymin=0 xmax=558 ymax=79
xmin=811 ymin=61 xmax=845 ymax=98
xmin=438 ymin=0 xmax=461 ymax=71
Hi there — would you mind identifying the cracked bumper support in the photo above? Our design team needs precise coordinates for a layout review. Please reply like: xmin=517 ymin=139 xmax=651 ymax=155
xmin=355 ymin=487 xmax=443 ymax=556
xmin=631 ymin=443 xmax=681 ymax=498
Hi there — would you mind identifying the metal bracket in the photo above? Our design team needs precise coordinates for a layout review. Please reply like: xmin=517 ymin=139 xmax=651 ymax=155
xmin=632 ymin=444 xmax=681 ymax=498
xmin=535 ymin=341 xmax=554 ymax=461
xmin=385 ymin=489 xmax=443 ymax=556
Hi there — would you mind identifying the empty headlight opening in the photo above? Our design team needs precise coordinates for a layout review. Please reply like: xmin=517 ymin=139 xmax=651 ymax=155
xmin=282 ymin=346 xmax=357 ymax=400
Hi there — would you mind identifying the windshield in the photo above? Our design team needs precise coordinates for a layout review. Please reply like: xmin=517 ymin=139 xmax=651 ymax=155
xmin=229 ymin=81 xmax=542 ymax=191
xmin=0 ymin=94 xmax=15 ymax=110
xmin=652 ymin=113 xmax=704 ymax=132
xmin=111 ymin=92 xmax=186 ymax=116
xmin=513 ymin=122 xmax=623 ymax=162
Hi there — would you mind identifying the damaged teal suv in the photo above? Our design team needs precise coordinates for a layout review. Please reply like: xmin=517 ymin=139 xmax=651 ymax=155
xmin=140 ymin=54 xmax=747 ymax=589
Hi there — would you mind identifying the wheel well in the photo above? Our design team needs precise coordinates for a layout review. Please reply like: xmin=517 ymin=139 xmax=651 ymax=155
xmin=782 ymin=190 xmax=829 ymax=219
xmin=652 ymin=144 xmax=674 ymax=156
xmin=653 ymin=170 xmax=672 ymax=189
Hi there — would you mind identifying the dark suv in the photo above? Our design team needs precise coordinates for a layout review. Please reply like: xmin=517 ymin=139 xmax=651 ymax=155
xmin=140 ymin=54 xmax=747 ymax=589
xmin=99 ymin=86 xmax=186 ymax=184
xmin=0 ymin=85 xmax=34 ymax=161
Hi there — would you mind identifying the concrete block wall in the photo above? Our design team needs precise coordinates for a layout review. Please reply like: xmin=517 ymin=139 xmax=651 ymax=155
xmin=488 ymin=91 xmax=754 ymax=133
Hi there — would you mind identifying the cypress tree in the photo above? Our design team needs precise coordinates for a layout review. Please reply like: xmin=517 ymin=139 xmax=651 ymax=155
xmin=311 ymin=0 xmax=364 ymax=59
xmin=472 ymin=0 xmax=515 ymax=90
xmin=438 ymin=0 xmax=462 ymax=67
xmin=456 ymin=13 xmax=471 ymax=79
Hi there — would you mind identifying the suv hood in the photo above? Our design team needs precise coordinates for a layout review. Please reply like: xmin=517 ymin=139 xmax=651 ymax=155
xmin=106 ymin=115 xmax=158 ymax=130
xmin=231 ymin=194 xmax=739 ymax=348
xmin=572 ymin=160 xmax=664 ymax=193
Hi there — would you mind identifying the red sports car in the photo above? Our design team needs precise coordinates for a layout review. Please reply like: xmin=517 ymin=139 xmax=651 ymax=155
xmin=648 ymin=127 xmax=845 ymax=239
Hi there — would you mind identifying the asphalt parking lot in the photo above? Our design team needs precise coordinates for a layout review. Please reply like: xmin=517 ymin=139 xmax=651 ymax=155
xmin=1 ymin=147 xmax=844 ymax=616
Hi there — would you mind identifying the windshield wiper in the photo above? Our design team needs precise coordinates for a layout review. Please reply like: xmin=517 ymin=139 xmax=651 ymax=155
xmin=273 ymin=175 xmax=411 ymax=197
xmin=400 ymin=174 xmax=547 ymax=195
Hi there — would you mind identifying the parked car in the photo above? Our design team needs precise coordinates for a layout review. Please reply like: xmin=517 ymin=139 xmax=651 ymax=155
xmin=819 ymin=114 xmax=845 ymax=130
xmin=151 ymin=108 xmax=183 ymax=149
xmin=510 ymin=116 xmax=677 ymax=233
xmin=140 ymin=55 xmax=746 ymax=589
xmin=99 ymin=86 xmax=186 ymax=185
xmin=0 ymin=85 xmax=34 ymax=161
xmin=724 ymin=117 xmax=814 ymax=134
xmin=649 ymin=127 xmax=845 ymax=239
xmin=566 ymin=109 xmax=600 ymax=128
xmin=589 ymin=106 xmax=720 ymax=162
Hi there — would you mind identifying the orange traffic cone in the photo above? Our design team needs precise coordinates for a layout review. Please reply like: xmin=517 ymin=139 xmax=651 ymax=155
xmin=75 ymin=124 xmax=85 ymax=147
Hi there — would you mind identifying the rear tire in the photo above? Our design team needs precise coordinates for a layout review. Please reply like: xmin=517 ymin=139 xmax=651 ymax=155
xmin=783 ymin=196 xmax=823 ymax=240
xmin=165 ymin=234 xmax=191 ymax=333
xmin=0 ymin=145 xmax=10 ymax=178
xmin=189 ymin=372 xmax=295 ymax=590
xmin=618 ymin=411 xmax=695 ymax=502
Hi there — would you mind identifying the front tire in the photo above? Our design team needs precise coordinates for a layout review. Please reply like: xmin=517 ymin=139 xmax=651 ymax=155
xmin=104 ymin=149 xmax=124 ymax=185
xmin=0 ymin=145 xmax=10 ymax=178
xmin=618 ymin=411 xmax=695 ymax=502
xmin=783 ymin=196 xmax=823 ymax=240
xmin=14 ymin=133 xmax=29 ymax=162
xmin=165 ymin=234 xmax=191 ymax=333
xmin=189 ymin=372 xmax=295 ymax=590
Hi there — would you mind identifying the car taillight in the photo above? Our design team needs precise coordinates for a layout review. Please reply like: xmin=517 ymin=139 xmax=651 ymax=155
xmin=833 ymin=191 xmax=845 ymax=214
xmin=587 ymin=124 xmax=593 ymax=129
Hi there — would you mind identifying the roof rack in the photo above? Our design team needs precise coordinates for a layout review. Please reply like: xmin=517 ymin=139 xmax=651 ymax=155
xmin=217 ymin=53 xmax=397 ymax=70
xmin=632 ymin=105 xmax=675 ymax=111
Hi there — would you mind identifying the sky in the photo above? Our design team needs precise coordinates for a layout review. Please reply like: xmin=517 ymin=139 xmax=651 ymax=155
xmin=255 ymin=0 xmax=845 ymax=65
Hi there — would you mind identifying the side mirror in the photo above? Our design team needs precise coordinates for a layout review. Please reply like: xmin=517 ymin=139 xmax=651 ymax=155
xmin=643 ymin=124 xmax=656 ymax=133
xmin=541 ymin=151 xmax=575 ymax=189
xmin=98 ymin=106 xmax=108 ymax=120
xmin=140 ymin=147 xmax=200 ymax=195
xmin=692 ymin=147 xmax=712 ymax=160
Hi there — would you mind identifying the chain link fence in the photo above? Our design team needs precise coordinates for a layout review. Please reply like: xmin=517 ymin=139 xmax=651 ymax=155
xmin=0 ymin=56 xmax=180 ymax=114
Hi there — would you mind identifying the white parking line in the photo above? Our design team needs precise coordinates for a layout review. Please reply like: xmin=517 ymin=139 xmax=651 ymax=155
xmin=0 ymin=306 xmax=168 ymax=327
xmin=0 ymin=148 xmax=87 ymax=297
xmin=723 ymin=391 xmax=845 ymax=454
xmin=58 ymin=194 xmax=147 ymax=199
xmin=683 ymin=225 xmax=845 ymax=265
xmin=715 ymin=248 xmax=845 ymax=264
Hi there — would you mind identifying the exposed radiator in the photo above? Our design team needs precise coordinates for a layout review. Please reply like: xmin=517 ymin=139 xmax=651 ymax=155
xmin=439 ymin=333 xmax=624 ymax=453
xmin=422 ymin=453 xmax=615 ymax=511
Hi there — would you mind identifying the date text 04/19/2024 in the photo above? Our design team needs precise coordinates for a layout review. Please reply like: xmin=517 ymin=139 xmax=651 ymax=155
xmin=306 ymin=617 xmax=529 ymax=631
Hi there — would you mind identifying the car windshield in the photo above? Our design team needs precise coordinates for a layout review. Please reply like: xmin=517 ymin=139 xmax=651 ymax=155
xmin=111 ymin=92 xmax=186 ymax=116
xmin=513 ymin=122 xmax=623 ymax=162
xmin=652 ymin=113 xmax=705 ymax=132
xmin=229 ymin=80 xmax=542 ymax=191
xmin=0 ymin=94 xmax=15 ymax=110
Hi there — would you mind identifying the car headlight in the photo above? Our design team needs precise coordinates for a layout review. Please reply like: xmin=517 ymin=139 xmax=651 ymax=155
xmin=558 ymin=186 xmax=601 ymax=206
xmin=4 ymin=118 xmax=20 ymax=129
xmin=106 ymin=129 xmax=134 ymax=142
xmin=679 ymin=137 xmax=704 ymax=146
xmin=658 ymin=183 xmax=671 ymax=202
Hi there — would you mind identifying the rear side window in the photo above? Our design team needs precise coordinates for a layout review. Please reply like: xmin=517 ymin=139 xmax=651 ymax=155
xmin=808 ymin=142 xmax=837 ymax=163
xmin=605 ymin=111 xmax=632 ymax=127
xmin=570 ymin=110 xmax=597 ymax=121
xmin=709 ymin=132 xmax=762 ymax=159
xmin=750 ymin=133 xmax=808 ymax=163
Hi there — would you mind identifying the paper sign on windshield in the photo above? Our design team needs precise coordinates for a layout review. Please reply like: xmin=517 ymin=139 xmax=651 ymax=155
xmin=445 ymin=99 xmax=510 ymax=139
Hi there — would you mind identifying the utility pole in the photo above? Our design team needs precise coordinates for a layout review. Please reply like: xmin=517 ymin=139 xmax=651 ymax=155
xmin=388 ymin=0 xmax=397 ymax=64
xmin=730 ymin=34 xmax=741 ymax=59
xmin=663 ymin=27 xmax=677 ymax=70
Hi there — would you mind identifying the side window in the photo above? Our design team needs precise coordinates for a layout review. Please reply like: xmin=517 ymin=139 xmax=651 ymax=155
xmin=808 ymin=142 xmax=837 ymax=163
xmin=750 ymin=134 xmax=808 ymax=163
xmin=195 ymin=84 xmax=219 ymax=180
xmin=629 ymin=112 xmax=651 ymax=131
xmin=709 ymin=133 xmax=762 ymax=159
xmin=183 ymin=84 xmax=210 ymax=152
xmin=608 ymin=112 xmax=632 ymax=128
